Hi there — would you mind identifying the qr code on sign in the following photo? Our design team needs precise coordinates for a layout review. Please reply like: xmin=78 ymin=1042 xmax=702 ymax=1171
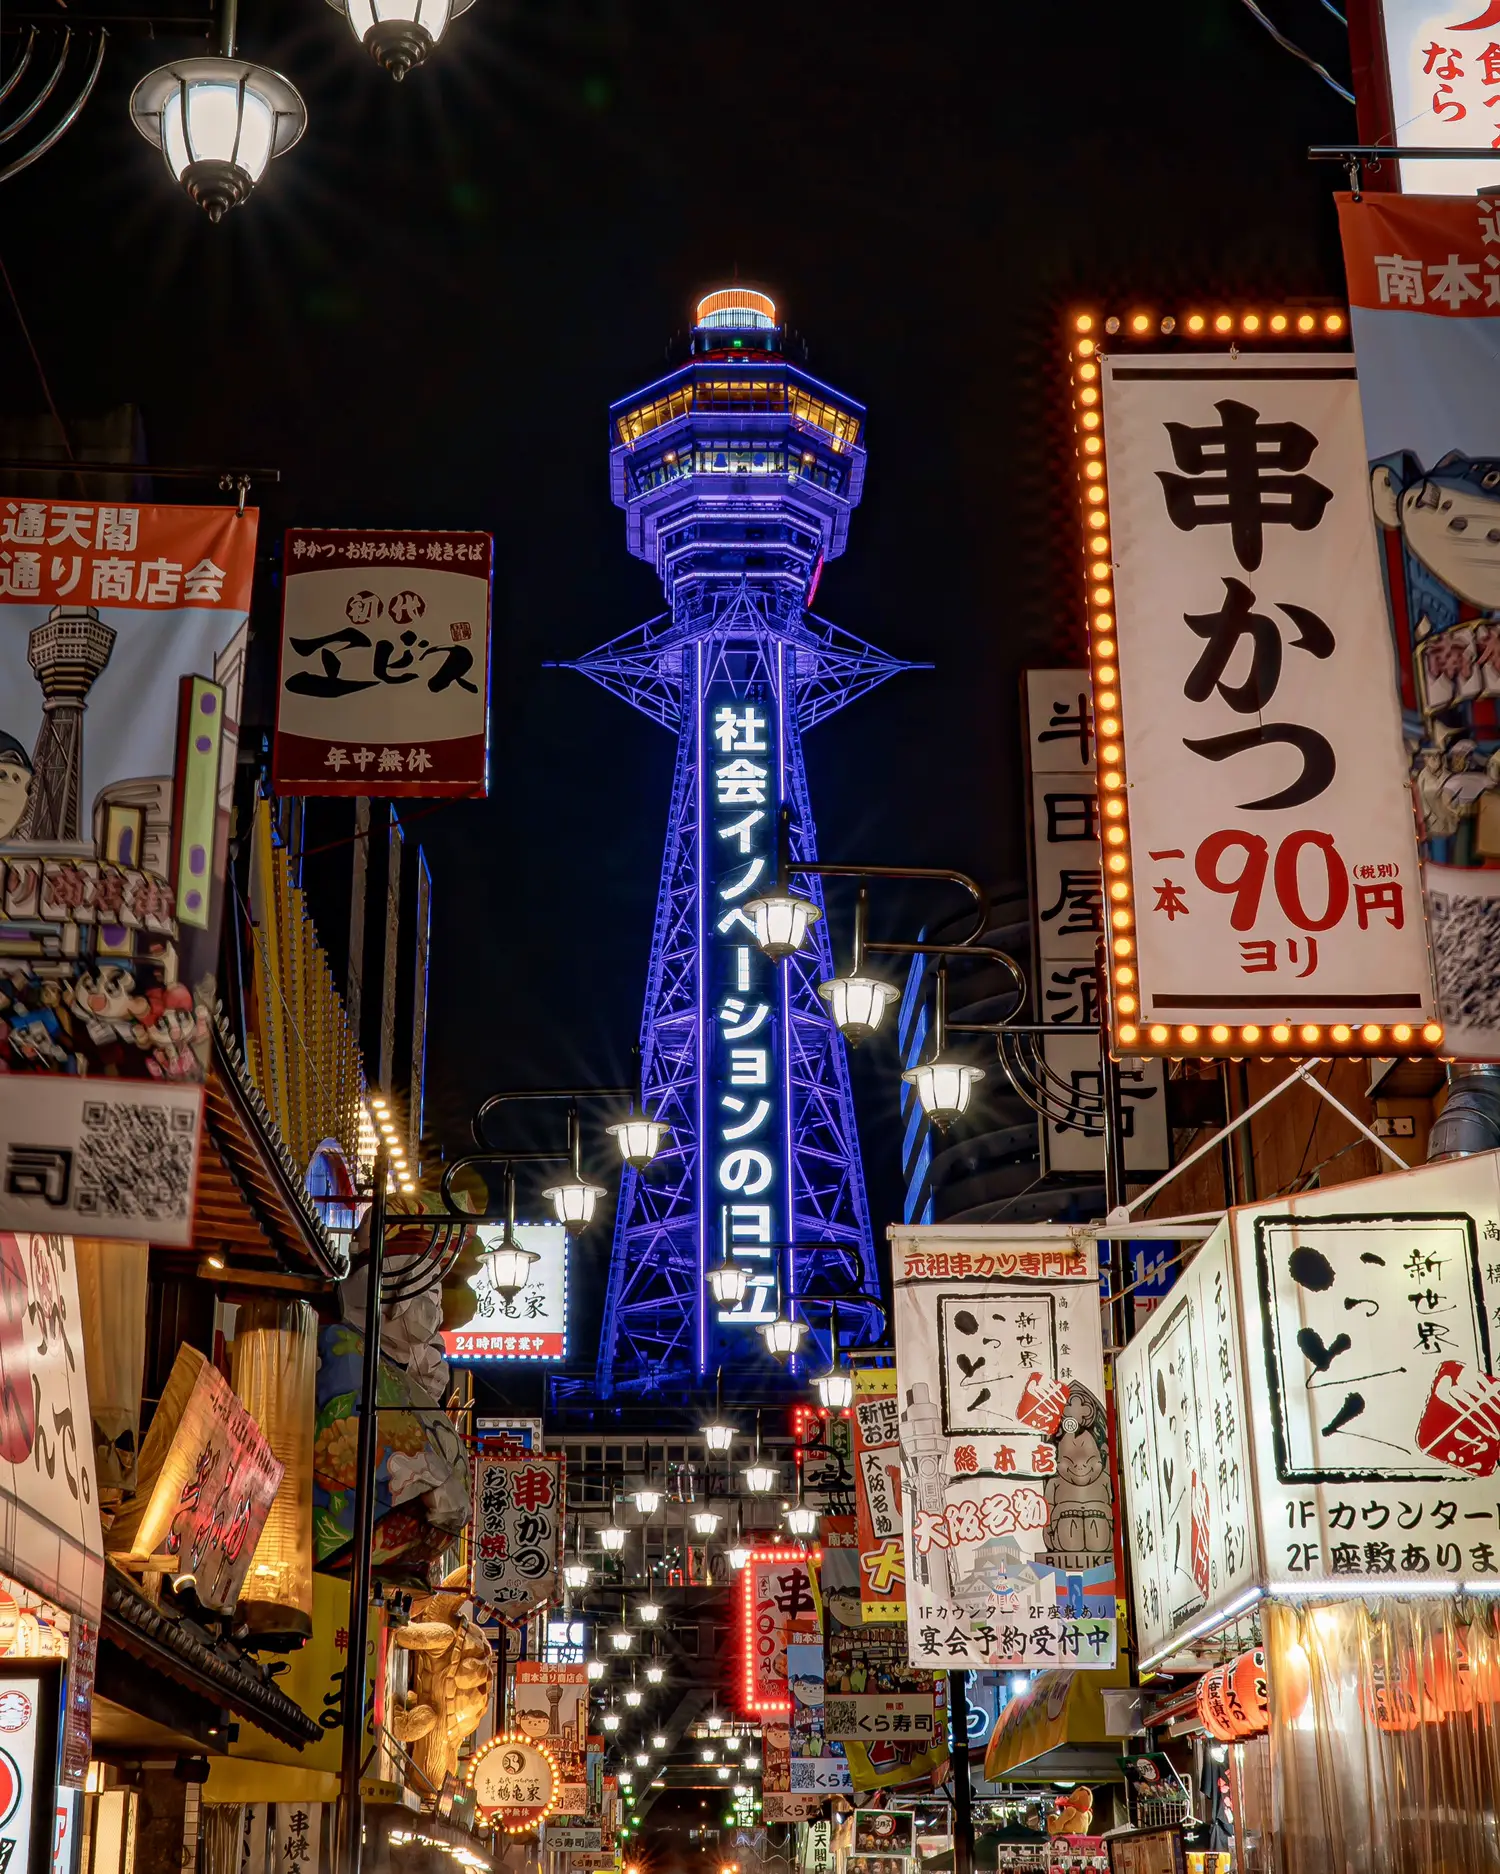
xmin=1428 ymin=886 xmax=1500 ymax=1040
xmin=76 ymin=1099 xmax=195 ymax=1222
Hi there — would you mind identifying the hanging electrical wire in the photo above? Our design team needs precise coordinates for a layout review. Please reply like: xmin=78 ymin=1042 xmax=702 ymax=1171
xmin=1236 ymin=0 xmax=1355 ymax=102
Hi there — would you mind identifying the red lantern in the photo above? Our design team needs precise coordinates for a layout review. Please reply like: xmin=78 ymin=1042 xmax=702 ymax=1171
xmin=1274 ymin=1640 xmax=1311 ymax=1725
xmin=1423 ymin=1628 xmax=1477 ymax=1717
xmin=1195 ymin=1668 xmax=1239 ymax=1743
xmin=1361 ymin=1658 xmax=1425 ymax=1732
xmin=1227 ymin=1648 xmax=1270 ymax=1734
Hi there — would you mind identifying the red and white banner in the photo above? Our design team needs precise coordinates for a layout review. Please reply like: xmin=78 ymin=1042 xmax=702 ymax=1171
xmin=0 ymin=499 xmax=254 ymax=1243
xmin=1340 ymin=191 xmax=1500 ymax=1056
xmin=275 ymin=530 xmax=492 ymax=797
xmin=471 ymin=1454 xmax=562 ymax=1611
xmin=1097 ymin=351 xmax=1437 ymax=1054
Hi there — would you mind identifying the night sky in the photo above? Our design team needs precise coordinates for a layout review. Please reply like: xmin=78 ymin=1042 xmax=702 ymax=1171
xmin=2 ymin=0 xmax=1355 ymax=1354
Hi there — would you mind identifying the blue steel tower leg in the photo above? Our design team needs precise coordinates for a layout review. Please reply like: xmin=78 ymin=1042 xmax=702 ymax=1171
xmin=565 ymin=287 xmax=913 ymax=1399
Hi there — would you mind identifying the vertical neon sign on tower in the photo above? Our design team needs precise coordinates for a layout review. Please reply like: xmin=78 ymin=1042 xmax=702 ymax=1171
xmin=566 ymin=286 xmax=909 ymax=1396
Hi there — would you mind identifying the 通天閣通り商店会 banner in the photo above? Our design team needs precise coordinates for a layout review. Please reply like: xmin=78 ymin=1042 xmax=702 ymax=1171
xmin=0 ymin=499 xmax=257 ymax=1242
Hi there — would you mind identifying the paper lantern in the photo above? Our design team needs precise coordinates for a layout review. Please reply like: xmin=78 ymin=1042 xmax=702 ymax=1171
xmin=231 ymin=1298 xmax=316 ymax=1636
xmin=1423 ymin=1628 xmax=1477 ymax=1717
xmin=1360 ymin=1659 xmax=1426 ymax=1733
xmin=1195 ymin=1668 xmax=1241 ymax=1743
xmin=1274 ymin=1640 xmax=1312 ymax=1726
xmin=1229 ymin=1647 xmax=1270 ymax=1732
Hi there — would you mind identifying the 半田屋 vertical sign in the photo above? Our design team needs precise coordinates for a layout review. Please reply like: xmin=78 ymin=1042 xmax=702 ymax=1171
xmin=1091 ymin=352 xmax=1438 ymax=1057
xmin=1023 ymin=668 xmax=1167 ymax=1171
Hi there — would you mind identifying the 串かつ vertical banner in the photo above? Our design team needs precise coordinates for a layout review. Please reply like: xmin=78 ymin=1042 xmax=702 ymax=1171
xmin=0 ymin=500 xmax=256 ymax=1242
xmin=890 ymin=1228 xmax=1116 ymax=1671
xmin=1093 ymin=352 xmax=1437 ymax=1058
xmin=1339 ymin=191 xmax=1500 ymax=1057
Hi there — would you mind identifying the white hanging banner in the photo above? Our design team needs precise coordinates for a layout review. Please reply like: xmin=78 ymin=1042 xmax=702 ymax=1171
xmin=890 ymin=1227 xmax=1118 ymax=1671
xmin=1095 ymin=352 xmax=1438 ymax=1058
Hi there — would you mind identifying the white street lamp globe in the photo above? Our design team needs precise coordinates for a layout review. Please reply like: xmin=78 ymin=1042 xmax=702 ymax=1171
xmin=760 ymin=1315 xmax=807 ymax=1362
xmin=814 ymin=1369 xmax=853 ymax=1411
xmin=130 ymin=58 xmax=306 ymax=221
xmin=784 ymin=1505 xmax=818 ymax=1539
xmin=817 ymin=972 xmax=899 ymax=1046
xmin=705 ymin=1712 xmax=724 ymax=1733
xmin=723 ymin=1735 xmax=742 ymax=1752
xmin=902 ymin=1058 xmax=985 ymax=1129
xmin=607 ymin=1116 xmax=669 ymax=1170
xmin=586 ymin=1659 xmax=606 ymax=1681
xmin=542 ymin=1171 xmax=608 ymax=1234
xmin=646 ymin=1665 xmax=666 ymax=1686
xmin=635 ymin=1752 xmax=650 ymax=1768
xmin=324 ymin=0 xmax=475 ymax=79
xmin=700 ymin=1748 xmax=716 ymax=1764
xmin=638 ymin=1601 xmax=661 ymax=1624
xmin=701 ymin=1420 xmax=735 ymax=1453
xmin=742 ymin=1463 xmax=777 ymax=1495
xmin=609 ymin=1627 xmax=633 ymax=1652
xmin=689 ymin=1509 xmax=722 ymax=1538
xmin=624 ymin=1688 xmax=644 ymax=1708
xmin=480 ymin=1232 xmax=540 ymax=1303
xmin=706 ymin=1256 xmax=749 ymax=1307
xmin=598 ymin=1525 xmax=628 ymax=1555
xmin=633 ymin=1489 xmax=663 ymax=1516
xmin=744 ymin=890 xmax=821 ymax=963
xmin=652 ymin=1733 xmax=668 ymax=1749
xmin=726 ymin=1543 xmax=753 ymax=1570
xmin=717 ymin=1766 xmax=731 ymax=1782
xmin=602 ymin=1711 xmax=621 ymax=1732
xmin=563 ymin=1562 xmax=591 ymax=1591
xmin=744 ymin=1755 xmax=760 ymax=1770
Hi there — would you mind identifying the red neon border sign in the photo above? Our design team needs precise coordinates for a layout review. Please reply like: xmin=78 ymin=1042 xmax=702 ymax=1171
xmin=738 ymin=1545 xmax=819 ymax=1718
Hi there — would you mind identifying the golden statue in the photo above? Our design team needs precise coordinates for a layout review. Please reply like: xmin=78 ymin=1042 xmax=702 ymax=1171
xmin=390 ymin=1585 xmax=496 ymax=1795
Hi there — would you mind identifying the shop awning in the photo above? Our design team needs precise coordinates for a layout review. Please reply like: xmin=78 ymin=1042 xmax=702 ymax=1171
xmin=101 ymin=1565 xmax=322 ymax=1751
xmin=982 ymin=1670 xmax=1125 ymax=1780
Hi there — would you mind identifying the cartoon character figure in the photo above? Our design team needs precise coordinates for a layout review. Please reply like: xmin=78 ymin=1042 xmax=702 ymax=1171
xmin=135 ymin=983 xmax=206 ymax=1080
xmin=0 ymin=735 xmax=33 ymax=843
xmin=66 ymin=963 xmax=148 ymax=1072
xmin=8 ymin=1008 xmax=72 ymax=1072
xmin=1043 ymin=1385 xmax=1113 ymax=1569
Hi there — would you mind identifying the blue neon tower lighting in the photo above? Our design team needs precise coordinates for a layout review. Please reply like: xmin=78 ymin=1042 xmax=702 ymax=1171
xmin=568 ymin=286 xmax=911 ymax=1398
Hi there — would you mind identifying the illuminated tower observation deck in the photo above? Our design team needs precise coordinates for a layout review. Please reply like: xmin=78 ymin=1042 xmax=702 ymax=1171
xmin=566 ymin=287 xmax=913 ymax=1399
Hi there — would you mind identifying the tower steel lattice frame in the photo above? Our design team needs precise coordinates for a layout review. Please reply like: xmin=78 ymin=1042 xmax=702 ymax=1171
xmin=559 ymin=310 xmax=912 ymax=1398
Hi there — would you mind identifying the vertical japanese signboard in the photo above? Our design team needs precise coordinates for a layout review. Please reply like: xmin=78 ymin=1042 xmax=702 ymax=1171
xmin=472 ymin=1454 xmax=562 ymax=1612
xmin=0 ymin=1663 xmax=60 ymax=1874
xmin=275 ymin=529 xmax=493 ymax=796
xmin=851 ymin=1368 xmax=905 ymax=1622
xmin=704 ymin=684 xmax=786 ymax=1340
xmin=740 ymin=1547 xmax=817 ymax=1715
xmin=1023 ymin=669 xmax=1166 ymax=1171
xmin=0 ymin=499 xmax=254 ymax=1242
xmin=890 ymin=1227 xmax=1117 ymax=1672
xmin=1093 ymin=352 xmax=1438 ymax=1057
xmin=514 ymin=1663 xmax=588 ymax=1814
xmin=1118 ymin=1150 xmax=1500 ymax=1666
xmin=1339 ymin=191 xmax=1500 ymax=1055
xmin=1356 ymin=0 xmax=1500 ymax=196
xmin=1116 ymin=1223 xmax=1260 ymax=1669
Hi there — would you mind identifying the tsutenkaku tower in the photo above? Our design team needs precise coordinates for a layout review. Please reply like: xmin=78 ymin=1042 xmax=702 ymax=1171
xmin=569 ymin=286 xmax=909 ymax=1398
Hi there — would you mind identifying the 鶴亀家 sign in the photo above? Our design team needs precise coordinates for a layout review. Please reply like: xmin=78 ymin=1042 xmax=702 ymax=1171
xmin=1087 ymin=352 xmax=1438 ymax=1057
xmin=275 ymin=529 xmax=493 ymax=797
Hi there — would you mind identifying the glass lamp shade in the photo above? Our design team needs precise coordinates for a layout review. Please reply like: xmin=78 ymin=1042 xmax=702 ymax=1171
xmin=726 ymin=1544 xmax=753 ymax=1571
xmin=586 ymin=1660 xmax=607 ymax=1681
xmin=652 ymin=1733 xmax=668 ymax=1749
xmin=481 ymin=1236 xmax=540 ymax=1302
xmin=130 ymin=57 xmax=307 ymax=220
xmin=624 ymin=1688 xmax=644 ymax=1708
xmin=618 ymin=1772 xmax=633 ymax=1788
xmin=744 ymin=890 xmax=821 ymax=962
xmin=734 ymin=1784 xmax=749 ymax=1797
xmin=646 ymin=1666 xmax=666 ymax=1685
xmin=700 ymin=1748 xmax=716 ymax=1763
xmin=744 ymin=1755 xmax=760 ymax=1771
xmin=784 ymin=1505 xmax=819 ymax=1539
xmin=902 ymin=1058 xmax=985 ymax=1128
xmin=633 ymin=1489 xmax=663 ymax=1516
xmin=706 ymin=1256 xmax=749 ymax=1307
xmin=814 ymin=1368 xmax=854 ymax=1411
xmin=598 ymin=1525 xmax=628 ymax=1554
xmin=723 ymin=1735 xmax=742 ymax=1752
xmin=706 ymin=1712 xmax=723 ymax=1733
xmin=689 ymin=1509 xmax=723 ymax=1537
xmin=324 ymin=0 xmax=476 ymax=79
xmin=742 ymin=1463 xmax=777 ymax=1495
xmin=542 ymin=1172 xmax=608 ymax=1234
xmin=717 ymin=1766 xmax=731 ymax=1782
xmin=637 ymin=1601 xmax=661 ymax=1624
xmin=607 ymin=1116 xmax=669 ymax=1170
xmin=609 ymin=1627 xmax=634 ymax=1652
xmin=817 ymin=972 xmax=899 ymax=1046
xmin=635 ymin=1752 xmax=650 ymax=1768
xmin=701 ymin=1420 xmax=736 ymax=1453
xmin=563 ymin=1562 xmax=592 ymax=1590
xmin=602 ymin=1712 xmax=621 ymax=1732
xmin=760 ymin=1315 xmax=807 ymax=1361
